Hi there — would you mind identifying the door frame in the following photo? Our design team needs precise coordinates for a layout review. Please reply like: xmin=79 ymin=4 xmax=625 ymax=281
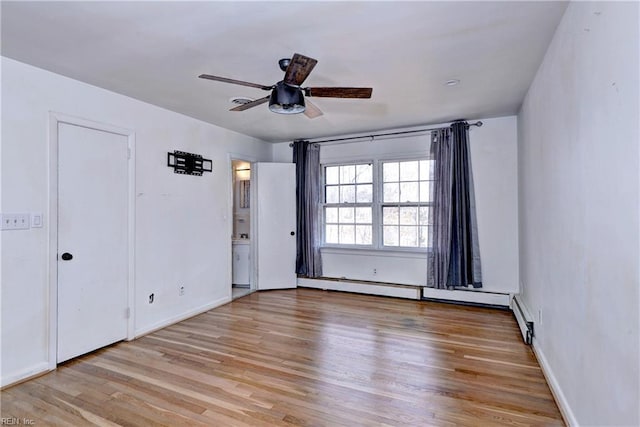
xmin=227 ymin=153 xmax=258 ymax=297
xmin=47 ymin=112 xmax=136 ymax=369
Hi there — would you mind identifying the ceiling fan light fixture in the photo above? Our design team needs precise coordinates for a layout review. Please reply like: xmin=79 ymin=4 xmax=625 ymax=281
xmin=269 ymin=81 xmax=305 ymax=114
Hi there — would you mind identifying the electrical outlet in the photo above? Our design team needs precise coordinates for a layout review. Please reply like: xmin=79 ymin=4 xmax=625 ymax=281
xmin=179 ymin=286 xmax=185 ymax=296
xmin=373 ymin=268 xmax=377 ymax=275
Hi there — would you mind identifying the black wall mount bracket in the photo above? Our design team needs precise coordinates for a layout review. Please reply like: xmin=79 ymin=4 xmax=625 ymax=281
xmin=167 ymin=150 xmax=212 ymax=176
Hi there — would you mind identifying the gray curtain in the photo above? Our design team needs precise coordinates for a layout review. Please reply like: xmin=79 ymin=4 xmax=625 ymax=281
xmin=428 ymin=122 xmax=482 ymax=289
xmin=292 ymin=140 xmax=322 ymax=277
xmin=428 ymin=128 xmax=453 ymax=288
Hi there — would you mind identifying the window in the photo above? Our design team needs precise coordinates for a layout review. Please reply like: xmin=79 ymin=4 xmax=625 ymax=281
xmin=322 ymin=159 xmax=434 ymax=249
xmin=381 ymin=160 xmax=434 ymax=248
xmin=324 ymin=164 xmax=373 ymax=245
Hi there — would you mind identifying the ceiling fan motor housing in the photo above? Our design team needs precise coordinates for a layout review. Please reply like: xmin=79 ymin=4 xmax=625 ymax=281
xmin=269 ymin=81 xmax=305 ymax=114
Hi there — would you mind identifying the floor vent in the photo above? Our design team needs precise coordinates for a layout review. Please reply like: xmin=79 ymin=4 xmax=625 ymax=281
xmin=512 ymin=295 xmax=534 ymax=345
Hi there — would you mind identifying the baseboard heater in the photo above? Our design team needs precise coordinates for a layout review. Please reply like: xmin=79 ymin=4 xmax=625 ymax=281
xmin=512 ymin=295 xmax=534 ymax=345
xmin=297 ymin=277 xmax=421 ymax=300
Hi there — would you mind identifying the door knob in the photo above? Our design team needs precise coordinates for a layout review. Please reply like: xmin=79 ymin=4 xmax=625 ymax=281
xmin=290 ymin=231 xmax=295 ymax=236
xmin=61 ymin=252 xmax=73 ymax=261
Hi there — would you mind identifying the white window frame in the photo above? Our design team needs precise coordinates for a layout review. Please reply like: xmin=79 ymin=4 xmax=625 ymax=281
xmin=379 ymin=158 xmax=434 ymax=250
xmin=320 ymin=155 xmax=433 ymax=252
xmin=321 ymin=161 xmax=375 ymax=249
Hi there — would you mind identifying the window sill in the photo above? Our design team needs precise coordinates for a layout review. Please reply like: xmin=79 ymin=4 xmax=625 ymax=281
xmin=320 ymin=246 xmax=429 ymax=259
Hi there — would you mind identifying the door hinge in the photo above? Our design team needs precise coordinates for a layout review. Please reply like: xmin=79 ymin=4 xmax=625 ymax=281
xmin=125 ymin=307 xmax=131 ymax=319
xmin=127 ymin=148 xmax=132 ymax=159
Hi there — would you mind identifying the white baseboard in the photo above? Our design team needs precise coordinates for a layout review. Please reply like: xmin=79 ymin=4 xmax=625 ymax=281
xmin=2 ymin=297 xmax=232 ymax=388
xmin=422 ymin=287 xmax=510 ymax=306
xmin=133 ymin=296 xmax=231 ymax=339
xmin=1 ymin=361 xmax=51 ymax=389
xmin=532 ymin=337 xmax=578 ymax=426
xmin=298 ymin=278 xmax=421 ymax=299
xmin=516 ymin=294 xmax=576 ymax=426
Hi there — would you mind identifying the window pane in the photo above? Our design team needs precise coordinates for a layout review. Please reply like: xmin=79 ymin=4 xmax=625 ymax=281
xmin=355 ymin=207 xmax=372 ymax=224
xmin=356 ymin=184 xmax=372 ymax=203
xmin=325 ymin=207 xmax=338 ymax=223
xmin=340 ymin=185 xmax=356 ymax=203
xmin=399 ymin=226 xmax=418 ymax=246
xmin=383 ymin=162 xmax=399 ymax=182
xmin=420 ymin=160 xmax=434 ymax=180
xmin=419 ymin=226 xmax=429 ymax=248
xmin=419 ymin=207 xmax=431 ymax=225
xmin=326 ymin=224 xmax=339 ymax=243
xmin=338 ymin=207 xmax=354 ymax=223
xmin=383 ymin=225 xmax=399 ymax=246
xmin=325 ymin=166 xmax=339 ymax=185
xmin=326 ymin=186 xmax=339 ymax=203
xmin=341 ymin=165 xmax=356 ymax=184
xmin=400 ymin=182 xmax=419 ymax=202
xmin=400 ymin=161 xmax=419 ymax=181
xmin=355 ymin=225 xmax=372 ymax=245
xmin=419 ymin=181 xmax=432 ymax=202
xmin=419 ymin=160 xmax=428 ymax=180
xmin=356 ymin=164 xmax=372 ymax=183
xmin=400 ymin=207 xmax=418 ymax=225
xmin=339 ymin=225 xmax=355 ymax=244
xmin=383 ymin=207 xmax=399 ymax=225
xmin=383 ymin=183 xmax=399 ymax=203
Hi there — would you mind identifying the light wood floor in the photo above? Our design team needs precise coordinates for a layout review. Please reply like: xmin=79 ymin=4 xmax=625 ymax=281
xmin=1 ymin=289 xmax=564 ymax=426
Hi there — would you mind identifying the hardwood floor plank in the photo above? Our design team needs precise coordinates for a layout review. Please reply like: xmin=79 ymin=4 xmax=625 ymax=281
xmin=1 ymin=289 xmax=564 ymax=426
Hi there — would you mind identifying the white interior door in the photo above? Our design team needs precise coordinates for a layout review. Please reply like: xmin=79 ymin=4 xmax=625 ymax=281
xmin=57 ymin=122 xmax=129 ymax=363
xmin=254 ymin=162 xmax=297 ymax=290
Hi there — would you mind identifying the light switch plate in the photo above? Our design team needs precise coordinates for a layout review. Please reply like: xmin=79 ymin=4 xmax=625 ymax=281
xmin=31 ymin=213 xmax=43 ymax=228
xmin=1 ymin=213 xmax=31 ymax=230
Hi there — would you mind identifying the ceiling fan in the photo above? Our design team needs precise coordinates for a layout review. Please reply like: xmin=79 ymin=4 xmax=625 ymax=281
xmin=198 ymin=53 xmax=373 ymax=119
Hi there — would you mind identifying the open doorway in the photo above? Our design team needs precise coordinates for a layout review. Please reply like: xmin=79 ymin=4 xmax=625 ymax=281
xmin=231 ymin=159 xmax=252 ymax=300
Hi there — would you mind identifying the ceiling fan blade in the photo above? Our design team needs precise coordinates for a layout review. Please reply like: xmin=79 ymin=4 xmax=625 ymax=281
xmin=199 ymin=74 xmax=272 ymax=91
xmin=229 ymin=95 xmax=271 ymax=111
xmin=303 ymin=99 xmax=323 ymax=119
xmin=283 ymin=53 xmax=318 ymax=86
xmin=305 ymin=87 xmax=373 ymax=98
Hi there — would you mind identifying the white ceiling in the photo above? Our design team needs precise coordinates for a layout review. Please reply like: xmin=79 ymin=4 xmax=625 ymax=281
xmin=1 ymin=1 xmax=567 ymax=143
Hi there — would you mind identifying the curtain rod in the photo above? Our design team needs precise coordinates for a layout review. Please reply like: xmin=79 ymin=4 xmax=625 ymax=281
xmin=289 ymin=120 xmax=483 ymax=147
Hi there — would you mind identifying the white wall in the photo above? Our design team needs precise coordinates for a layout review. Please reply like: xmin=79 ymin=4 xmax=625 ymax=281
xmin=517 ymin=2 xmax=639 ymax=425
xmin=1 ymin=58 xmax=271 ymax=386
xmin=273 ymin=116 xmax=519 ymax=294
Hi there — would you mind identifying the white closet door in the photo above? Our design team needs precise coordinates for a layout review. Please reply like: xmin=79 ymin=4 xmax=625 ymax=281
xmin=57 ymin=122 xmax=129 ymax=362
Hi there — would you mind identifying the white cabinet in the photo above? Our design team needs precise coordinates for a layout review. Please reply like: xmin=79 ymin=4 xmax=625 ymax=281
xmin=232 ymin=241 xmax=250 ymax=285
